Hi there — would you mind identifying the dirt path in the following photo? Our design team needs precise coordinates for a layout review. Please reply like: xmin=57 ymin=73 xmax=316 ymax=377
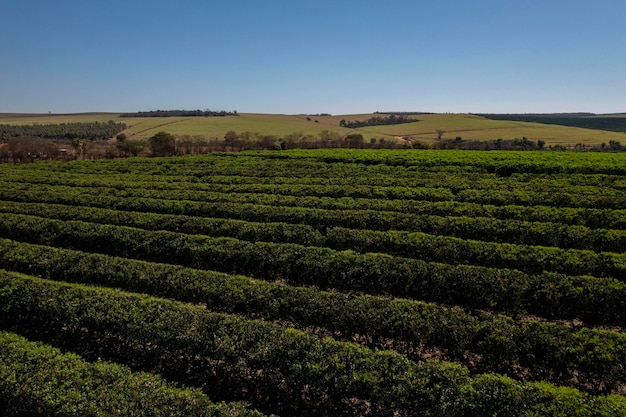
xmin=109 ymin=118 xmax=192 ymax=141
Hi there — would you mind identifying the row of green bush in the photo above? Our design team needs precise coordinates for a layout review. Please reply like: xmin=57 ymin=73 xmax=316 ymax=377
xmin=3 ymin=164 xmax=625 ymax=229
xmin=0 ymin=331 xmax=267 ymax=417
xmin=5 ymin=173 xmax=625 ymax=210
xmin=244 ymin=148 xmax=626 ymax=175
xmin=6 ymin=166 xmax=624 ymax=206
xmin=2 ymin=185 xmax=626 ymax=252
xmin=1 ymin=212 xmax=624 ymax=307
xmin=4 ymin=163 xmax=624 ymax=192
xmin=0 ymin=201 xmax=624 ymax=277
xmin=7 ymin=147 xmax=626 ymax=174
xmin=2 ymin=272 xmax=625 ymax=417
xmin=2 ymin=239 xmax=625 ymax=392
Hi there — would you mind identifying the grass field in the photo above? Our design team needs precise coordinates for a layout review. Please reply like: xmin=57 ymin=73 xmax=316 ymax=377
xmin=2 ymin=112 xmax=626 ymax=146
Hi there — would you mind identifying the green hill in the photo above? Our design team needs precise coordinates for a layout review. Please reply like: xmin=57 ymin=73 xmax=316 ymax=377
xmin=2 ymin=112 xmax=626 ymax=146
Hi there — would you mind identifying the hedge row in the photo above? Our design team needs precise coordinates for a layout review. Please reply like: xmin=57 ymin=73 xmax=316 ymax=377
xmin=2 ymin=187 xmax=626 ymax=251
xmin=237 ymin=149 xmax=626 ymax=175
xmin=6 ymin=172 xmax=623 ymax=209
xmin=2 ymin=239 xmax=626 ymax=391
xmin=0 ymin=332 xmax=267 ymax=417
xmin=2 ymin=214 xmax=626 ymax=316
xmin=3 ymin=179 xmax=626 ymax=231
xmin=2 ymin=164 xmax=623 ymax=192
xmin=2 ymin=272 xmax=625 ymax=417
xmin=1 ymin=201 xmax=625 ymax=278
xmin=0 ymin=201 xmax=326 ymax=247
xmin=3 ymin=178 xmax=626 ymax=215
xmin=5 ymin=148 xmax=626 ymax=175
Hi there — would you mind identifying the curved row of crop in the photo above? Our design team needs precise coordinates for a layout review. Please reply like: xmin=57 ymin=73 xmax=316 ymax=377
xmin=4 ymin=175 xmax=625 ymax=209
xmin=0 ymin=201 xmax=624 ymax=276
xmin=2 ymin=272 xmax=625 ymax=417
xmin=2 ymin=169 xmax=623 ymax=198
xmin=2 ymin=187 xmax=626 ymax=250
xmin=0 ymin=331 xmax=266 ymax=417
xmin=1 ymin=239 xmax=626 ymax=392
xmin=1 ymin=215 xmax=625 ymax=320
xmin=3 ymin=165 xmax=626 ymax=229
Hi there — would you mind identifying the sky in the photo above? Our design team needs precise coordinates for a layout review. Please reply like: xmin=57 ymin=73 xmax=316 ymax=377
xmin=1 ymin=0 xmax=625 ymax=115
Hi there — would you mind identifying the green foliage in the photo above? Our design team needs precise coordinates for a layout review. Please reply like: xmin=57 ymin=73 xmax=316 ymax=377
xmin=1 ymin=272 xmax=625 ymax=417
xmin=481 ymin=113 xmax=626 ymax=134
xmin=2 ymin=238 xmax=626 ymax=391
xmin=0 ymin=331 xmax=267 ymax=417
xmin=0 ymin=149 xmax=626 ymax=415
xmin=339 ymin=114 xmax=418 ymax=129
xmin=120 ymin=109 xmax=238 ymax=117
xmin=116 ymin=139 xmax=145 ymax=156
xmin=149 ymin=131 xmax=176 ymax=157
xmin=0 ymin=120 xmax=126 ymax=141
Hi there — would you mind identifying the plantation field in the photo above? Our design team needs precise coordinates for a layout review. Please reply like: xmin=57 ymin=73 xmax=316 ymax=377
xmin=2 ymin=112 xmax=626 ymax=146
xmin=1 ymin=149 xmax=626 ymax=416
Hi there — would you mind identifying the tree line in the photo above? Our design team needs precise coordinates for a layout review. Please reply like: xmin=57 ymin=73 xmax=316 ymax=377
xmin=339 ymin=114 xmax=418 ymax=128
xmin=480 ymin=113 xmax=626 ymax=133
xmin=2 ymin=128 xmax=624 ymax=165
xmin=120 ymin=109 xmax=239 ymax=117
xmin=0 ymin=120 xmax=126 ymax=141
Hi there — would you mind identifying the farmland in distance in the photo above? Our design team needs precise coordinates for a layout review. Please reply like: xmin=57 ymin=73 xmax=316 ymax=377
xmin=3 ymin=112 xmax=626 ymax=146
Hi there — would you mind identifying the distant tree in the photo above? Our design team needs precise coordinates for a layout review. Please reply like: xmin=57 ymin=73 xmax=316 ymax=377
xmin=116 ymin=133 xmax=127 ymax=142
xmin=71 ymin=138 xmax=86 ymax=159
xmin=318 ymin=130 xmax=341 ymax=147
xmin=436 ymin=129 xmax=445 ymax=140
xmin=117 ymin=139 xmax=145 ymax=157
xmin=149 ymin=132 xmax=176 ymax=157
xmin=120 ymin=109 xmax=238 ymax=118
xmin=609 ymin=140 xmax=623 ymax=151
xmin=298 ymin=134 xmax=317 ymax=149
xmin=344 ymin=133 xmax=364 ymax=148
xmin=224 ymin=130 xmax=239 ymax=150
xmin=2 ymin=137 xmax=60 ymax=163
xmin=412 ymin=141 xmax=429 ymax=149
xmin=0 ymin=121 xmax=126 ymax=141
xmin=258 ymin=134 xmax=279 ymax=149
xmin=340 ymin=114 xmax=417 ymax=129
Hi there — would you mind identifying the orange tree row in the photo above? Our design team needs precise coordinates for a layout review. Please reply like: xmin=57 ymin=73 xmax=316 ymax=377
xmin=238 ymin=149 xmax=626 ymax=175
xmin=90 ymin=148 xmax=624 ymax=174
xmin=19 ymin=148 xmax=620 ymax=175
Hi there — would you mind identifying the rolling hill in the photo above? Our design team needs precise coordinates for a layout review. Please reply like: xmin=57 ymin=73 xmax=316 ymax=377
xmin=2 ymin=112 xmax=626 ymax=147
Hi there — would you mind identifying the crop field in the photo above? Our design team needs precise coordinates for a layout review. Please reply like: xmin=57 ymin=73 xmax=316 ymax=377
xmin=1 ymin=149 xmax=626 ymax=416
xmin=3 ymin=112 xmax=626 ymax=146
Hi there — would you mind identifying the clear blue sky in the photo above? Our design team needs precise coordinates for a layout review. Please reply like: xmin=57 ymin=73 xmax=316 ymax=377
xmin=1 ymin=0 xmax=625 ymax=114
